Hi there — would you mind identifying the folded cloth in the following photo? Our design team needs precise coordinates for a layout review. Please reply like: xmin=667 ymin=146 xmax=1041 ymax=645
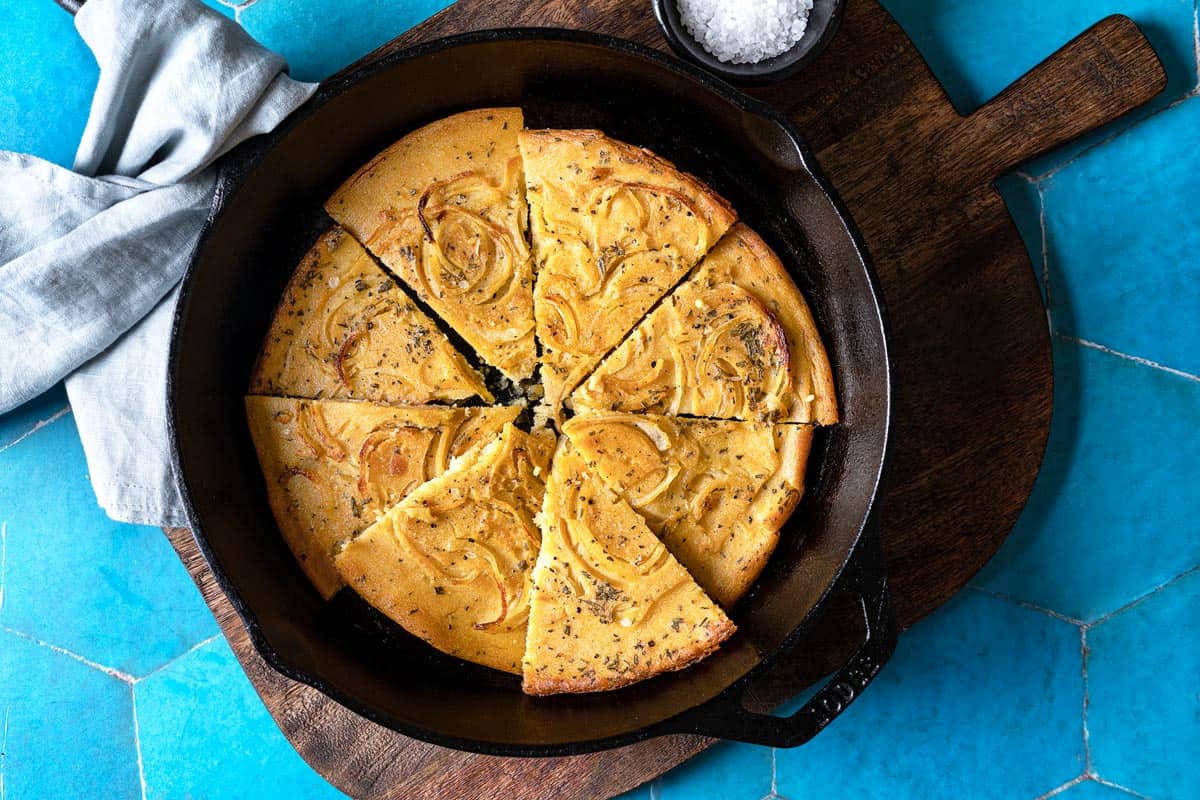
xmin=0 ymin=0 xmax=317 ymax=525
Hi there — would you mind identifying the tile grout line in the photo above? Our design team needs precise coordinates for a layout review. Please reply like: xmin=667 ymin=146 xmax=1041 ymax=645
xmin=1031 ymin=92 xmax=1198 ymax=183
xmin=1034 ymin=775 xmax=1087 ymax=800
xmin=0 ymin=626 xmax=135 ymax=684
xmin=1058 ymin=335 xmax=1200 ymax=384
xmin=1193 ymin=0 xmax=1200 ymax=94
xmin=1081 ymin=627 xmax=1093 ymax=776
xmin=131 ymin=633 xmax=222 ymax=685
xmin=965 ymin=585 xmax=1086 ymax=626
xmin=1035 ymin=176 xmax=1051 ymax=332
xmin=770 ymin=747 xmax=778 ymax=795
xmin=648 ymin=777 xmax=660 ymax=800
xmin=1083 ymin=565 xmax=1200 ymax=630
xmin=0 ymin=406 xmax=71 ymax=456
xmin=131 ymin=684 xmax=148 ymax=800
xmin=1093 ymin=776 xmax=1152 ymax=799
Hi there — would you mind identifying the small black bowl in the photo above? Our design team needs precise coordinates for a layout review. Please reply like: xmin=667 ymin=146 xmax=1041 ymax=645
xmin=651 ymin=0 xmax=844 ymax=85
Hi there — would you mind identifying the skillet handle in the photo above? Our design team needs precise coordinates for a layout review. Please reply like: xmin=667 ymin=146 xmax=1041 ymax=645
xmin=674 ymin=516 xmax=896 ymax=747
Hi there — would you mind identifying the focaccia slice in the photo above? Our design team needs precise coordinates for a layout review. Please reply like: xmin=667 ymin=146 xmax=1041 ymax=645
xmin=250 ymin=226 xmax=491 ymax=404
xmin=572 ymin=224 xmax=837 ymax=423
xmin=325 ymin=108 xmax=537 ymax=381
xmin=520 ymin=129 xmax=736 ymax=417
xmin=523 ymin=440 xmax=735 ymax=695
xmin=334 ymin=424 xmax=556 ymax=674
xmin=563 ymin=413 xmax=811 ymax=608
xmin=245 ymin=397 xmax=518 ymax=598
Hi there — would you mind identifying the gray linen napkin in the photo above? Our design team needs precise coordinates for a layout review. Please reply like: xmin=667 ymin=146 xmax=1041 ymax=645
xmin=0 ymin=0 xmax=317 ymax=525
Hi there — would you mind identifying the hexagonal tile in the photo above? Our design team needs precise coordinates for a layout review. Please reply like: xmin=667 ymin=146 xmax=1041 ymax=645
xmin=657 ymin=742 xmax=772 ymax=800
xmin=974 ymin=339 xmax=1200 ymax=621
xmin=0 ymin=412 xmax=218 ymax=676
xmin=774 ymin=591 xmax=1083 ymax=799
xmin=0 ymin=383 xmax=68 ymax=451
xmin=0 ymin=629 xmax=139 ymax=800
xmin=136 ymin=637 xmax=346 ymax=799
xmin=239 ymin=0 xmax=454 ymax=82
xmin=1087 ymin=569 xmax=1200 ymax=800
xmin=1041 ymin=97 xmax=1200 ymax=375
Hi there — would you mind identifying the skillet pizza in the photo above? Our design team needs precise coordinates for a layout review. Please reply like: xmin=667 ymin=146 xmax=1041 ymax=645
xmin=247 ymin=108 xmax=836 ymax=694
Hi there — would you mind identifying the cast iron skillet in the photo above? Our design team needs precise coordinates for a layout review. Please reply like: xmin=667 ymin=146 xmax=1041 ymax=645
xmin=167 ymin=28 xmax=895 ymax=757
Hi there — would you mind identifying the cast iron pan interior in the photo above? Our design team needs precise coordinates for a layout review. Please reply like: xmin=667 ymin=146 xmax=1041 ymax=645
xmin=169 ymin=29 xmax=892 ymax=756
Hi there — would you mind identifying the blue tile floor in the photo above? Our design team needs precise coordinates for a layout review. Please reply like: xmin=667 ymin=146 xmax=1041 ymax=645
xmin=1 ymin=0 xmax=1198 ymax=797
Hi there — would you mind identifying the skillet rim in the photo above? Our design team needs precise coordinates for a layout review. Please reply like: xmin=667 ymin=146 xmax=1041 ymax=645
xmin=167 ymin=26 xmax=893 ymax=756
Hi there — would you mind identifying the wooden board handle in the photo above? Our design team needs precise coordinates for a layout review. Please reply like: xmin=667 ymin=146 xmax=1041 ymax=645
xmin=959 ymin=15 xmax=1166 ymax=178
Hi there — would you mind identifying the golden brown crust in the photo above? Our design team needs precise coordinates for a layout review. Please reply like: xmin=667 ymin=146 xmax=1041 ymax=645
xmin=572 ymin=224 xmax=837 ymax=423
xmin=334 ymin=424 xmax=550 ymax=674
xmin=250 ymin=226 xmax=492 ymax=404
xmin=325 ymin=108 xmax=537 ymax=380
xmin=522 ymin=441 xmax=735 ymax=693
xmin=520 ymin=128 xmax=736 ymax=418
xmin=562 ymin=414 xmax=811 ymax=608
xmin=245 ymin=397 xmax=519 ymax=598
xmin=522 ymin=615 xmax=735 ymax=696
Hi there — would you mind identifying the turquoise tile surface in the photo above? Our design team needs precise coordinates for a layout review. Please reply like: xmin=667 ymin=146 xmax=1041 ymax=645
xmin=881 ymin=0 xmax=1197 ymax=177
xmin=772 ymin=591 xmax=1084 ymax=799
xmin=0 ymin=412 xmax=219 ymax=677
xmin=1087 ymin=569 xmax=1200 ymax=800
xmin=0 ymin=629 xmax=140 ymax=800
xmin=0 ymin=1 xmax=96 ymax=168
xmin=136 ymin=637 xmax=346 ymax=799
xmin=1041 ymin=98 xmax=1200 ymax=376
xmin=973 ymin=339 xmax=1200 ymax=622
xmin=0 ymin=382 xmax=67 ymax=451
xmin=1055 ymin=779 xmax=1146 ymax=799
xmin=882 ymin=0 xmax=1198 ymax=114
xmin=658 ymin=742 xmax=772 ymax=800
xmin=1 ymin=1 xmax=1198 ymax=798
xmin=239 ymin=0 xmax=455 ymax=82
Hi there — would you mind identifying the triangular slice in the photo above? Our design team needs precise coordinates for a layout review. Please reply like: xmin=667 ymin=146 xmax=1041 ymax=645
xmin=245 ymin=397 xmax=519 ymax=598
xmin=334 ymin=424 xmax=556 ymax=674
xmin=520 ymin=129 xmax=736 ymax=417
xmin=523 ymin=440 xmax=735 ymax=695
xmin=563 ymin=413 xmax=812 ymax=608
xmin=325 ymin=108 xmax=537 ymax=381
xmin=250 ymin=226 xmax=492 ymax=404
xmin=571 ymin=224 xmax=837 ymax=423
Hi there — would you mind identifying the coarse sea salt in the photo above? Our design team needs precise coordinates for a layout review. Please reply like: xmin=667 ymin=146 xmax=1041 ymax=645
xmin=677 ymin=0 xmax=814 ymax=65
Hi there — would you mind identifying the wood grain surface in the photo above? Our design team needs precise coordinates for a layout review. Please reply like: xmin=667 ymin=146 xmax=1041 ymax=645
xmin=164 ymin=2 xmax=1166 ymax=798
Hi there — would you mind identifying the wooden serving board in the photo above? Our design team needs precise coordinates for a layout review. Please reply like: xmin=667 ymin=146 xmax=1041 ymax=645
xmin=164 ymin=2 xmax=1165 ymax=797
